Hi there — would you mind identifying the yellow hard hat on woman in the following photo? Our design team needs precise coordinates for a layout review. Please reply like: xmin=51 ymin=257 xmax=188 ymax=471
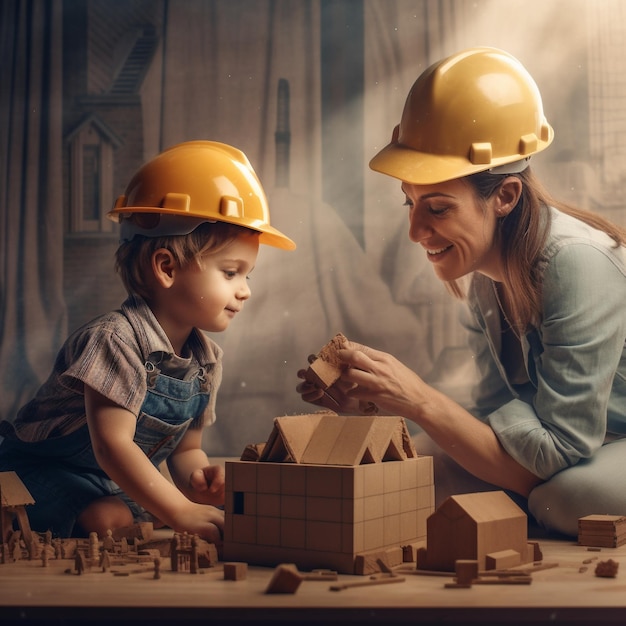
xmin=369 ymin=47 xmax=554 ymax=185
xmin=109 ymin=140 xmax=296 ymax=250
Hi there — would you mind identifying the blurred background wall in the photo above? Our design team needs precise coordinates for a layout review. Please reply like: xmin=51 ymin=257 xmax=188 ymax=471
xmin=1 ymin=0 xmax=625 ymax=455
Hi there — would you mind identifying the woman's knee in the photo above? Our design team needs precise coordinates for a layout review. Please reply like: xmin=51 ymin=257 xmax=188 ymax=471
xmin=77 ymin=496 xmax=134 ymax=539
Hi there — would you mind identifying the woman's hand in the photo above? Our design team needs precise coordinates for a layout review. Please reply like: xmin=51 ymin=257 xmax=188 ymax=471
xmin=296 ymin=353 xmax=363 ymax=414
xmin=296 ymin=341 xmax=426 ymax=419
xmin=337 ymin=342 xmax=428 ymax=421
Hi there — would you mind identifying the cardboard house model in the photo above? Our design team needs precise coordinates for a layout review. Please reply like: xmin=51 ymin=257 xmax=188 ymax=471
xmin=0 ymin=471 xmax=35 ymax=548
xmin=223 ymin=413 xmax=434 ymax=574
xmin=417 ymin=490 xmax=535 ymax=572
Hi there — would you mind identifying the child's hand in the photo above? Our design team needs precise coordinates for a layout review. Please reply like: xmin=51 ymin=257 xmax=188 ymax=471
xmin=189 ymin=465 xmax=225 ymax=506
xmin=172 ymin=502 xmax=225 ymax=546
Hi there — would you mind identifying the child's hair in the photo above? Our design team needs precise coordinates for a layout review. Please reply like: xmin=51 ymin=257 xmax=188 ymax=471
xmin=115 ymin=217 xmax=257 ymax=298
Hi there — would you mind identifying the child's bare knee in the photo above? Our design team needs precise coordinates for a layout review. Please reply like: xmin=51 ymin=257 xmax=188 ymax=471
xmin=77 ymin=496 xmax=134 ymax=538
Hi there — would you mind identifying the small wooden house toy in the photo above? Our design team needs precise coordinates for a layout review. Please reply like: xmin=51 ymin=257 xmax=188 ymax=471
xmin=223 ymin=413 xmax=434 ymax=574
xmin=417 ymin=490 xmax=536 ymax=572
xmin=578 ymin=514 xmax=626 ymax=548
xmin=0 ymin=471 xmax=35 ymax=549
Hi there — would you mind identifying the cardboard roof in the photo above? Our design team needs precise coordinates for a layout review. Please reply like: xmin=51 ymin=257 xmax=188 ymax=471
xmin=0 ymin=471 xmax=35 ymax=507
xmin=258 ymin=413 xmax=418 ymax=465
xmin=437 ymin=491 xmax=525 ymax=524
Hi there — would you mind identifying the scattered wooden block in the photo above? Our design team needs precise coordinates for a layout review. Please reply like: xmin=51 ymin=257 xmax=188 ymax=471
xmin=265 ymin=563 xmax=303 ymax=594
xmin=223 ymin=562 xmax=248 ymax=581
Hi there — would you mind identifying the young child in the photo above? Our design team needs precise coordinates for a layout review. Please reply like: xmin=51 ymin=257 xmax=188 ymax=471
xmin=0 ymin=140 xmax=295 ymax=543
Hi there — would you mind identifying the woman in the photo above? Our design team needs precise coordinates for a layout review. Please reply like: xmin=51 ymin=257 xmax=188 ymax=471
xmin=297 ymin=47 xmax=626 ymax=537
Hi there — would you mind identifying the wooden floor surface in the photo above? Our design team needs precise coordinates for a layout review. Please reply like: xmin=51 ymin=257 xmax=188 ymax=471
xmin=2 ymin=535 xmax=626 ymax=625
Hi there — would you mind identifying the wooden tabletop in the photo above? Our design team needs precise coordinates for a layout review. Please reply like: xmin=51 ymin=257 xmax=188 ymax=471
xmin=1 ymin=536 xmax=626 ymax=625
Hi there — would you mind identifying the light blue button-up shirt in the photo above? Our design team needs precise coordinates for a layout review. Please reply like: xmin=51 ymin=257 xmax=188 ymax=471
xmin=464 ymin=207 xmax=626 ymax=480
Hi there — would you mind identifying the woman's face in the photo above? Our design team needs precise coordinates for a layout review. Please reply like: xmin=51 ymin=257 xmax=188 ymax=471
xmin=402 ymin=177 xmax=503 ymax=282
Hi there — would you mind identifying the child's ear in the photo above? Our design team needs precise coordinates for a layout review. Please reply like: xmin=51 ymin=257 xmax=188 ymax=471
xmin=152 ymin=248 xmax=177 ymax=288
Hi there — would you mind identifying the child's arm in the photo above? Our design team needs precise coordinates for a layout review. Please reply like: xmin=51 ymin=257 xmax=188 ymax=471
xmin=166 ymin=427 xmax=225 ymax=506
xmin=84 ymin=385 xmax=223 ymax=542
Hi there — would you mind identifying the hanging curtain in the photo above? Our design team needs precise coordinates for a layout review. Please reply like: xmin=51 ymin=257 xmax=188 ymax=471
xmin=0 ymin=0 xmax=66 ymax=424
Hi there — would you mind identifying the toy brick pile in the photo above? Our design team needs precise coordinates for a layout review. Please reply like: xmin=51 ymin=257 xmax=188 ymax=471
xmin=223 ymin=412 xmax=434 ymax=575
xmin=578 ymin=514 xmax=626 ymax=548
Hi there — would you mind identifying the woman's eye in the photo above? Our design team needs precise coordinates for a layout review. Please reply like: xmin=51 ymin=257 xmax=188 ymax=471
xmin=428 ymin=205 xmax=449 ymax=216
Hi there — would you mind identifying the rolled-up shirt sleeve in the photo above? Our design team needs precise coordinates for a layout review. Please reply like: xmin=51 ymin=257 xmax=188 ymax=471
xmin=485 ymin=242 xmax=626 ymax=479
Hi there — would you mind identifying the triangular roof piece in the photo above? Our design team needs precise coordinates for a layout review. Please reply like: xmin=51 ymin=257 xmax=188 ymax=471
xmin=367 ymin=417 xmax=402 ymax=462
xmin=300 ymin=414 xmax=351 ymax=464
xmin=260 ymin=425 xmax=292 ymax=462
xmin=256 ymin=414 xmax=416 ymax=466
xmin=383 ymin=418 xmax=418 ymax=461
xmin=260 ymin=413 xmax=326 ymax=463
xmin=442 ymin=491 xmax=525 ymax=523
xmin=324 ymin=416 xmax=378 ymax=465
xmin=0 ymin=471 xmax=35 ymax=507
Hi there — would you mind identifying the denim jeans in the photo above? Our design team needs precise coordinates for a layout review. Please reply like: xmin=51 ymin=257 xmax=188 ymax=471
xmin=0 ymin=361 xmax=211 ymax=537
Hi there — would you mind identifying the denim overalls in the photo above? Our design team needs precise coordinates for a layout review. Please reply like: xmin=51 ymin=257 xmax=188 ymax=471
xmin=0 ymin=356 xmax=211 ymax=538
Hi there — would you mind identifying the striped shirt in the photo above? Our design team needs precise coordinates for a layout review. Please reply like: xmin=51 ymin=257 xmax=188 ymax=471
xmin=0 ymin=294 xmax=223 ymax=442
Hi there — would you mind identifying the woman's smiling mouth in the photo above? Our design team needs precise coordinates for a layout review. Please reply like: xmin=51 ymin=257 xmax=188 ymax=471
xmin=425 ymin=244 xmax=453 ymax=257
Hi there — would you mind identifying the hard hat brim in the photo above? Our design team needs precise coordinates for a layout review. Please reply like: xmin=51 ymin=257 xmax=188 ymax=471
xmin=109 ymin=205 xmax=296 ymax=250
xmin=369 ymin=135 xmax=553 ymax=186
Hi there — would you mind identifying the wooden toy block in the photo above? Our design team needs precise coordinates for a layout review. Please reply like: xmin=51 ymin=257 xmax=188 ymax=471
xmin=307 ymin=496 xmax=343 ymax=523
xmin=256 ymin=493 xmax=280 ymax=518
xmin=281 ymin=495 xmax=306 ymax=519
xmin=578 ymin=514 xmax=626 ymax=548
xmin=384 ymin=490 xmax=401 ymax=517
xmin=225 ymin=414 xmax=434 ymax=574
xmin=363 ymin=462 xmax=385 ymax=497
xmin=418 ymin=491 xmax=534 ymax=572
xmin=383 ymin=460 xmax=401 ymax=492
xmin=529 ymin=541 xmax=543 ymax=561
xmin=306 ymin=465 xmax=343 ymax=498
xmin=363 ymin=494 xmax=384 ymax=521
xmin=229 ymin=461 xmax=257 ymax=492
xmin=383 ymin=512 xmax=401 ymax=546
xmin=257 ymin=516 xmax=281 ymax=546
xmin=306 ymin=520 xmax=342 ymax=552
xmin=280 ymin=463 xmax=307 ymax=495
xmin=256 ymin=463 xmax=281 ymax=494
xmin=485 ymin=548 xmax=521 ymax=570
xmin=229 ymin=514 xmax=256 ymax=544
xmin=353 ymin=546 xmax=404 ymax=576
xmin=363 ymin=518 xmax=384 ymax=551
xmin=455 ymin=559 xmax=479 ymax=585
xmin=281 ymin=519 xmax=306 ymax=548
xmin=265 ymin=563 xmax=303 ymax=594
xmin=223 ymin=562 xmax=247 ymax=581
xmin=303 ymin=332 xmax=348 ymax=390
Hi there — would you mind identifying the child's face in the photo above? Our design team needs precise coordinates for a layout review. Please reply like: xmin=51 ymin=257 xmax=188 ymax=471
xmin=168 ymin=232 xmax=260 ymax=333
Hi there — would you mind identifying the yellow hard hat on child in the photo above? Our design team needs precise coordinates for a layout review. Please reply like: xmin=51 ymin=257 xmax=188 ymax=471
xmin=108 ymin=140 xmax=296 ymax=250
xmin=369 ymin=47 xmax=554 ymax=185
